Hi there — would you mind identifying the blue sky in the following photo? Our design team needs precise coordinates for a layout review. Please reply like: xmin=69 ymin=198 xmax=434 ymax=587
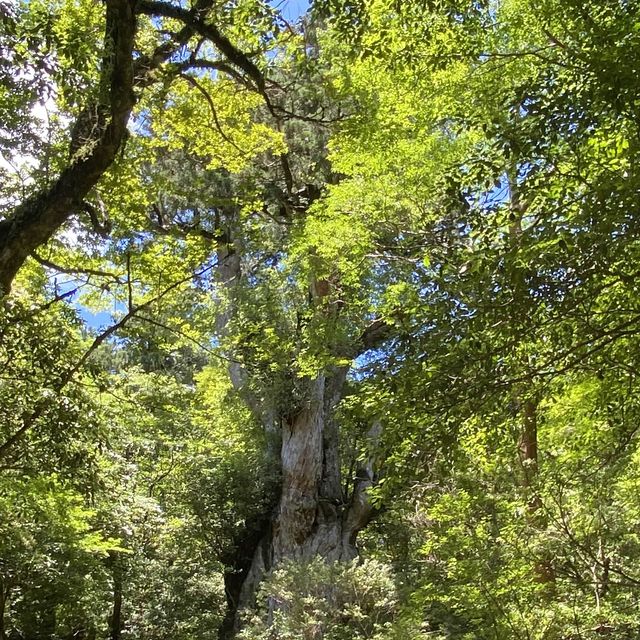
xmin=276 ymin=0 xmax=310 ymax=22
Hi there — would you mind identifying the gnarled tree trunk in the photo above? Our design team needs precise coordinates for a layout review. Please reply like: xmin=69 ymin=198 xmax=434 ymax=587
xmin=229 ymin=370 xmax=376 ymax=634
xmin=215 ymin=237 xmax=379 ymax=638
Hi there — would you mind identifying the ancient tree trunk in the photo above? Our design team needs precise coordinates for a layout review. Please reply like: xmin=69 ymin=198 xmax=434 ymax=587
xmin=231 ymin=369 xmax=375 ymax=626
xmin=218 ymin=368 xmax=373 ymax=638
xmin=215 ymin=239 xmax=377 ymax=638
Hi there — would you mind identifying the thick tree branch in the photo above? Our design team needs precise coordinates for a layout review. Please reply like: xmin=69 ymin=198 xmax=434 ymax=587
xmin=0 ymin=0 xmax=137 ymax=296
xmin=358 ymin=317 xmax=392 ymax=354
xmin=136 ymin=0 xmax=268 ymax=97
xmin=132 ymin=0 xmax=215 ymax=86
xmin=150 ymin=203 xmax=230 ymax=242
xmin=83 ymin=200 xmax=113 ymax=237
xmin=174 ymin=59 xmax=248 ymax=86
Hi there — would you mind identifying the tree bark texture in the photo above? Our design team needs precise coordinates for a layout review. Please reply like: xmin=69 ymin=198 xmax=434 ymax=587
xmin=232 ymin=369 xmax=376 ymax=625
xmin=215 ymin=239 xmax=377 ymax=638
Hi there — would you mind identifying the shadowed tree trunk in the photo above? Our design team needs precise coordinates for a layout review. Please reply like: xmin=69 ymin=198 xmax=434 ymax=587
xmin=507 ymin=153 xmax=554 ymax=586
xmin=0 ymin=579 xmax=8 ymax=640
xmin=516 ymin=395 xmax=555 ymax=585
xmin=108 ymin=552 xmax=124 ymax=640
xmin=518 ymin=397 xmax=539 ymax=491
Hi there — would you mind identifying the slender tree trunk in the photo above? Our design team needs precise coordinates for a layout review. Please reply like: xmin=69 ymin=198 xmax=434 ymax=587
xmin=516 ymin=396 xmax=555 ymax=585
xmin=108 ymin=552 xmax=124 ymax=640
xmin=0 ymin=579 xmax=8 ymax=640
xmin=507 ymin=154 xmax=553 ymax=585
xmin=594 ymin=535 xmax=610 ymax=609
xmin=518 ymin=397 xmax=539 ymax=491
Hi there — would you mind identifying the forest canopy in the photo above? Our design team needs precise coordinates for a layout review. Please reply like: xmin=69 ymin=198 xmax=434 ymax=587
xmin=1 ymin=0 xmax=640 ymax=638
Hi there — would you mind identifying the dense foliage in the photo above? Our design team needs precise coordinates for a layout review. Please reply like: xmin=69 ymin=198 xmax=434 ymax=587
xmin=1 ymin=0 xmax=640 ymax=638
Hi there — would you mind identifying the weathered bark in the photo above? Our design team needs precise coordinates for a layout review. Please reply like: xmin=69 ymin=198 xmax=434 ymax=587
xmin=272 ymin=370 xmax=361 ymax=563
xmin=233 ymin=368 xmax=376 ymax=627
xmin=214 ymin=235 xmax=380 ymax=638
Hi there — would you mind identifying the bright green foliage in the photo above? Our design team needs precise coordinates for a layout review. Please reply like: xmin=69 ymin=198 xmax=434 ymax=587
xmin=239 ymin=558 xmax=423 ymax=640
xmin=3 ymin=0 xmax=640 ymax=639
xmin=147 ymin=77 xmax=286 ymax=173
xmin=371 ymin=373 xmax=640 ymax=640
xmin=0 ymin=474 xmax=115 ymax=639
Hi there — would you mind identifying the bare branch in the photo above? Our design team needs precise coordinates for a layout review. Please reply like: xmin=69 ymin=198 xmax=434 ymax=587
xmin=32 ymin=253 xmax=123 ymax=282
